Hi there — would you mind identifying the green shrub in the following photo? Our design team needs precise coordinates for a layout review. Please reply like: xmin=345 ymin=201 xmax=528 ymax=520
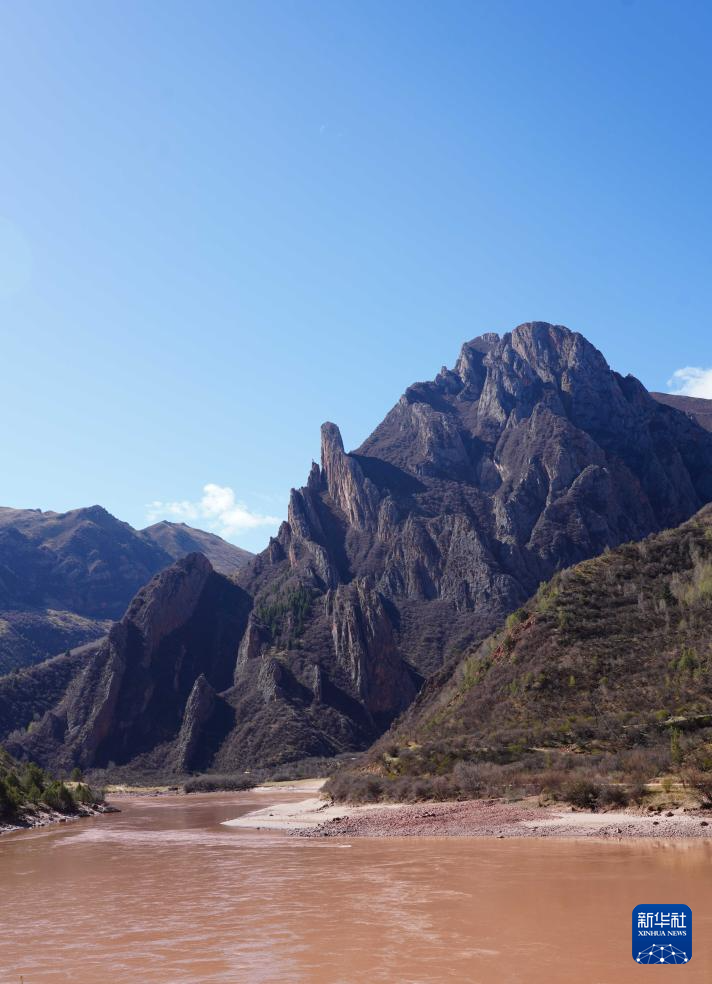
xmin=22 ymin=762 xmax=47 ymax=795
xmin=73 ymin=783 xmax=102 ymax=806
xmin=256 ymin=585 xmax=315 ymax=640
xmin=24 ymin=782 xmax=42 ymax=804
xmin=0 ymin=776 xmax=23 ymax=818
xmin=42 ymin=781 xmax=76 ymax=813
xmin=505 ymin=609 xmax=526 ymax=632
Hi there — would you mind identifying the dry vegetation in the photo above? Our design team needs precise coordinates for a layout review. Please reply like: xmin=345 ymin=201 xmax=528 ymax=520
xmin=327 ymin=505 xmax=712 ymax=809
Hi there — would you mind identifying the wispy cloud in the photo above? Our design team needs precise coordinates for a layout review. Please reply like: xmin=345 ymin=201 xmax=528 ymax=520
xmin=147 ymin=484 xmax=280 ymax=540
xmin=668 ymin=367 xmax=712 ymax=399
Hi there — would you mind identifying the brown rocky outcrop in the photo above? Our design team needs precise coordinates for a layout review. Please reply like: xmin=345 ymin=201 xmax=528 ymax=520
xmin=7 ymin=554 xmax=250 ymax=771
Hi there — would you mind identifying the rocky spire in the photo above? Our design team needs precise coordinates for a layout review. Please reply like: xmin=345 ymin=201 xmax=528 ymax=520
xmin=320 ymin=422 xmax=380 ymax=529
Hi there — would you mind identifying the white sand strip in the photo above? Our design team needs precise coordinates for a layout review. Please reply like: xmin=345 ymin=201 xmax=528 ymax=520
xmin=223 ymin=796 xmax=339 ymax=830
xmin=222 ymin=793 xmax=393 ymax=831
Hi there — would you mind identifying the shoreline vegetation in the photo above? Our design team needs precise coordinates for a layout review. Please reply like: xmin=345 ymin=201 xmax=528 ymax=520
xmin=6 ymin=762 xmax=712 ymax=841
xmin=0 ymin=749 xmax=114 ymax=835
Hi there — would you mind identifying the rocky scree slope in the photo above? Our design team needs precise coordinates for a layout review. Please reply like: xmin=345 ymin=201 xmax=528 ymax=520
xmin=5 ymin=323 xmax=712 ymax=774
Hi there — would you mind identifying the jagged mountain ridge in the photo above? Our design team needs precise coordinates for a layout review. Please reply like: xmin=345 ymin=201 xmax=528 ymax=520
xmin=246 ymin=323 xmax=712 ymax=676
xmin=0 ymin=506 xmax=252 ymax=671
xmin=6 ymin=323 xmax=712 ymax=774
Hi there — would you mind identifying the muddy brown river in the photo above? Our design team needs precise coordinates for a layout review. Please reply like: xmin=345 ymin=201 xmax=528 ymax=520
xmin=2 ymin=789 xmax=712 ymax=983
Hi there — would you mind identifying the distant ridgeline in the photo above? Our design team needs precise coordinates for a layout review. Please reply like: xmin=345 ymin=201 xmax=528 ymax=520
xmin=0 ymin=507 xmax=252 ymax=671
xmin=2 ymin=322 xmax=712 ymax=779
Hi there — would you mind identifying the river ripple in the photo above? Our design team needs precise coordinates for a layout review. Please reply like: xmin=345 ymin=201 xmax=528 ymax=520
xmin=2 ymin=790 xmax=712 ymax=983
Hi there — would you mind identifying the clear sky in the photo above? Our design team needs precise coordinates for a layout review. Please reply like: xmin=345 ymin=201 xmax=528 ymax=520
xmin=1 ymin=0 xmax=711 ymax=551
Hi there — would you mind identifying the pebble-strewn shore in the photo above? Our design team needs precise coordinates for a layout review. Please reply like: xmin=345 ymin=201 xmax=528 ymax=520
xmin=290 ymin=798 xmax=712 ymax=839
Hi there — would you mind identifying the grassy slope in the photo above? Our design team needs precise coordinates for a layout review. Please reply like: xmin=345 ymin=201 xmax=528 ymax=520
xmin=328 ymin=505 xmax=712 ymax=806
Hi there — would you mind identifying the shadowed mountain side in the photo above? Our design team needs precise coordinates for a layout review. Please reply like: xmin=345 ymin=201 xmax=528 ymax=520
xmin=6 ymin=555 xmax=419 ymax=773
xmin=6 ymin=555 xmax=250 ymax=772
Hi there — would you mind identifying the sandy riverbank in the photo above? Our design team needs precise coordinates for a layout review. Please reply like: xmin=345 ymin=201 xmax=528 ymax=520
xmin=224 ymin=786 xmax=712 ymax=839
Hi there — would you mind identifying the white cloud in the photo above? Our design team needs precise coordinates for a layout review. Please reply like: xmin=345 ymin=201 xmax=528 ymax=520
xmin=668 ymin=367 xmax=712 ymax=399
xmin=147 ymin=484 xmax=280 ymax=539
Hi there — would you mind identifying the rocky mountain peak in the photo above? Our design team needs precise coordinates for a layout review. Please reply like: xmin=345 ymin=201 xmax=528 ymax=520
xmin=124 ymin=552 xmax=214 ymax=653
xmin=321 ymin=421 xmax=345 ymax=462
xmin=318 ymin=420 xmax=380 ymax=530
xmin=6 ymin=323 xmax=712 ymax=777
xmin=7 ymin=552 xmax=252 ymax=771
xmin=453 ymin=322 xmax=607 ymax=392
xmin=508 ymin=321 xmax=611 ymax=389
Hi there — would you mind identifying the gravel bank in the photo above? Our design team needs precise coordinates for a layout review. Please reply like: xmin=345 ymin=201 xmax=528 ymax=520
xmin=287 ymin=798 xmax=712 ymax=839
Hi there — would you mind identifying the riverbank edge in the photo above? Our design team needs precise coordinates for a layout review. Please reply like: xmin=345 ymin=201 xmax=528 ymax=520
xmin=223 ymin=788 xmax=712 ymax=840
xmin=0 ymin=801 xmax=119 ymax=836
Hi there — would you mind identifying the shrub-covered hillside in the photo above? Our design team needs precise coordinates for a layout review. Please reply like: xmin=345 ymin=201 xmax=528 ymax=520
xmin=328 ymin=504 xmax=712 ymax=807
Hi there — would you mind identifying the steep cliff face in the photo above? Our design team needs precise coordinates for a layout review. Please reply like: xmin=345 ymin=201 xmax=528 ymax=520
xmin=245 ymin=323 xmax=712 ymax=672
xmin=6 ymin=323 xmax=712 ymax=774
xmin=224 ymin=323 xmax=712 ymax=768
xmin=7 ymin=555 xmax=251 ymax=772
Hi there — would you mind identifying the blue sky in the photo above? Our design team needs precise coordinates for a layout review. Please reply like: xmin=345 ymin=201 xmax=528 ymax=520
xmin=1 ymin=0 xmax=711 ymax=551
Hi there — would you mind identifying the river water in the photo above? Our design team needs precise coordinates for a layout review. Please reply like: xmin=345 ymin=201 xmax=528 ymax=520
xmin=2 ymin=790 xmax=711 ymax=983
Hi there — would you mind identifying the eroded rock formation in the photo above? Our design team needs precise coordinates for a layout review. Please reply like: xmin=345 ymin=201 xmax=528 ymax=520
xmin=7 ymin=323 xmax=712 ymax=773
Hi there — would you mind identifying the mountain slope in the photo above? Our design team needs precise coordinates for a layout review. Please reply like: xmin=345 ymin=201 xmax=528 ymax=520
xmin=5 ymin=554 xmax=252 ymax=773
xmin=651 ymin=393 xmax=712 ymax=432
xmin=142 ymin=521 xmax=253 ymax=574
xmin=237 ymin=321 xmax=712 ymax=704
xmin=6 ymin=323 xmax=712 ymax=774
xmin=0 ymin=507 xmax=251 ymax=670
xmin=328 ymin=504 xmax=712 ymax=802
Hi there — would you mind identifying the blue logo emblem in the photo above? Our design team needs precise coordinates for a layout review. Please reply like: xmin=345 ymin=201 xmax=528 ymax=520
xmin=633 ymin=905 xmax=691 ymax=964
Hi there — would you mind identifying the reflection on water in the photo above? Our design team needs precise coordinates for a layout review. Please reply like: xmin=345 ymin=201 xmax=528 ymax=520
xmin=2 ymin=791 xmax=712 ymax=983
